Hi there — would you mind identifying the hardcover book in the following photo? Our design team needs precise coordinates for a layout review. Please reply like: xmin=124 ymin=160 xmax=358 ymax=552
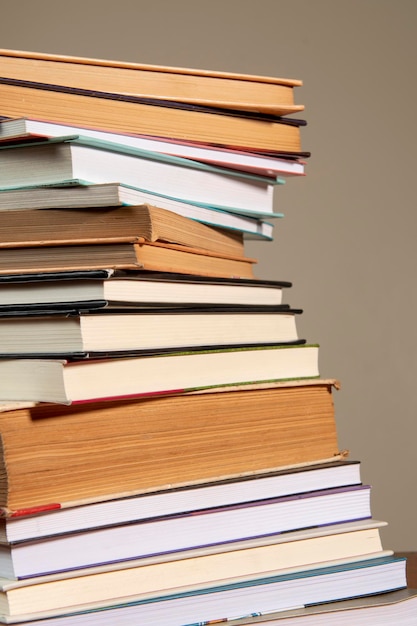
xmin=0 ymin=379 xmax=341 ymax=512
xmin=0 ymin=136 xmax=280 ymax=215
xmin=0 ymin=118 xmax=307 ymax=178
xmin=0 ymin=49 xmax=304 ymax=115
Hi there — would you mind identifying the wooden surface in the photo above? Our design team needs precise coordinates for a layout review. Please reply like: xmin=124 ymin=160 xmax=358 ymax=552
xmin=396 ymin=552 xmax=417 ymax=587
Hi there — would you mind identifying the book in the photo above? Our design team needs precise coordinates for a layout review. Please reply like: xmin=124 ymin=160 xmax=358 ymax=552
xmin=0 ymin=184 xmax=277 ymax=240
xmin=0 ymin=240 xmax=258 ymax=279
xmin=0 ymin=136 xmax=280 ymax=216
xmin=0 ymin=484 xmax=373 ymax=578
xmin=0 ymin=118 xmax=307 ymax=179
xmin=0 ymin=204 xmax=246 ymax=257
xmin=0 ymin=343 xmax=320 ymax=403
xmin=0 ymin=521 xmax=387 ymax=616
xmin=0 ymin=49 xmax=304 ymax=115
xmin=0 ymin=379 xmax=341 ymax=512
xmin=0 ymin=307 xmax=304 ymax=356
xmin=0 ymin=271 xmax=291 ymax=312
xmin=0 ymin=82 xmax=306 ymax=153
xmin=0 ymin=460 xmax=361 ymax=537
xmin=222 ymin=587 xmax=417 ymax=625
xmin=0 ymin=556 xmax=405 ymax=625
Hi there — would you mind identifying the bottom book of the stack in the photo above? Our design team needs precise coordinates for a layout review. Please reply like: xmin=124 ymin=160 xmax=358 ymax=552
xmin=231 ymin=587 xmax=417 ymax=625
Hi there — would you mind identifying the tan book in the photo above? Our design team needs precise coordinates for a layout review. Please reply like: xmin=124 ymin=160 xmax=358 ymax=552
xmin=0 ymin=183 xmax=275 ymax=241
xmin=0 ymin=205 xmax=245 ymax=257
xmin=0 ymin=49 xmax=304 ymax=115
xmin=0 ymin=239 xmax=257 ymax=279
xmin=0 ymin=83 xmax=305 ymax=153
xmin=0 ymin=379 xmax=342 ymax=512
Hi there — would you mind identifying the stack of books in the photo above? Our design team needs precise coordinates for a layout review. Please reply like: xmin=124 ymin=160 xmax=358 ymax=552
xmin=0 ymin=49 xmax=414 ymax=626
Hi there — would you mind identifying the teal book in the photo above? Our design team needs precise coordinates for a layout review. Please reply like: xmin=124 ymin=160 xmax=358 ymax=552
xmin=0 ymin=182 xmax=278 ymax=239
xmin=0 ymin=136 xmax=283 ymax=217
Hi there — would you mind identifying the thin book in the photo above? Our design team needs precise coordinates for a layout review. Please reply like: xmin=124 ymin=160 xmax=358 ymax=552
xmin=0 ymin=118 xmax=307 ymax=178
xmin=0 ymin=240 xmax=259 ymax=280
xmin=0 ymin=271 xmax=291 ymax=312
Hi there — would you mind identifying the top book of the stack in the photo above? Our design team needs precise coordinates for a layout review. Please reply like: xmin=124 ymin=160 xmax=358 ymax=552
xmin=0 ymin=49 xmax=304 ymax=114
xmin=0 ymin=49 xmax=307 ymax=154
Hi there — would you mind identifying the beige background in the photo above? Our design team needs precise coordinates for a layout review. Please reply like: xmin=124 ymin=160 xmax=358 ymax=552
xmin=0 ymin=0 xmax=416 ymax=550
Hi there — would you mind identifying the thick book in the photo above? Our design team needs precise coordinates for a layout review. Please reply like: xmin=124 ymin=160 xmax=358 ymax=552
xmin=0 ymin=49 xmax=304 ymax=115
xmin=0 ymin=136 xmax=280 ymax=216
xmin=0 ymin=184 xmax=277 ymax=240
xmin=0 ymin=118 xmax=307 ymax=178
xmin=0 ymin=556 xmax=405 ymax=625
xmin=0 ymin=307 xmax=303 ymax=356
xmin=0 ymin=522 xmax=387 ymax=617
xmin=0 ymin=379 xmax=341 ymax=512
xmin=0 ymin=204 xmax=246 ymax=257
xmin=0 ymin=240 xmax=258 ymax=279
xmin=0 ymin=271 xmax=291 ymax=312
xmin=0 ymin=343 xmax=320 ymax=403
xmin=0 ymin=460 xmax=361 ymax=536
xmin=0 ymin=484 xmax=373 ymax=578
xmin=0 ymin=83 xmax=306 ymax=153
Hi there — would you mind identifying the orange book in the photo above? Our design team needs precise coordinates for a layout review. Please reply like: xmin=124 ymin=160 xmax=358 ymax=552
xmin=0 ymin=239 xmax=257 ymax=279
xmin=0 ymin=48 xmax=304 ymax=115
xmin=0 ymin=379 xmax=342 ymax=513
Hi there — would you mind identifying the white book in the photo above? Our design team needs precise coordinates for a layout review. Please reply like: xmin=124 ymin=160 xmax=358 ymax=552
xmin=0 ymin=308 xmax=302 ymax=356
xmin=0 ymin=271 xmax=289 ymax=310
xmin=0 ymin=521 xmax=387 ymax=619
xmin=0 ymin=343 xmax=320 ymax=404
xmin=0 ymin=136 xmax=280 ymax=217
xmin=0 ymin=461 xmax=361 ymax=542
xmin=0 ymin=117 xmax=306 ymax=178
xmin=0 ymin=485 xmax=372 ymax=578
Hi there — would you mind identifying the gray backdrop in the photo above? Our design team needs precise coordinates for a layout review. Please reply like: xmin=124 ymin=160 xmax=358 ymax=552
xmin=0 ymin=0 xmax=416 ymax=550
